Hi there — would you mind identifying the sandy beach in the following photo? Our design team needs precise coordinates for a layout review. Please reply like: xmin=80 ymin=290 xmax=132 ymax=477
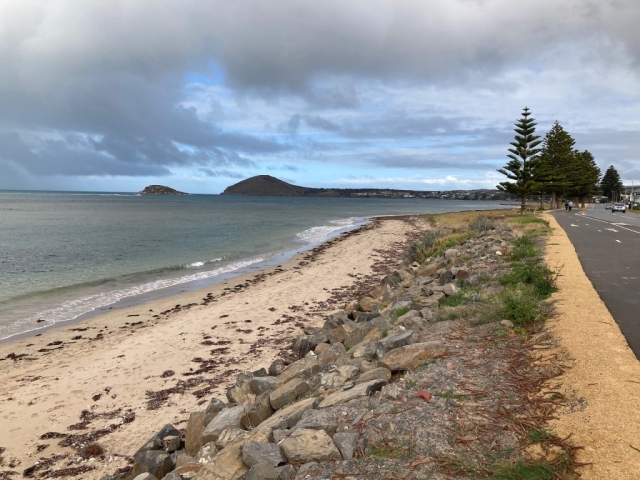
xmin=0 ymin=216 xmax=424 ymax=478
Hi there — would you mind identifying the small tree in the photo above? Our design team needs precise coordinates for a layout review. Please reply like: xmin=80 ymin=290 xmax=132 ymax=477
xmin=600 ymin=165 xmax=624 ymax=202
xmin=497 ymin=107 xmax=543 ymax=213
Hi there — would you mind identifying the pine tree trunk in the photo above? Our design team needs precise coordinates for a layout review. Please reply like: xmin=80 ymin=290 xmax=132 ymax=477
xmin=539 ymin=193 xmax=544 ymax=209
xmin=551 ymin=191 xmax=557 ymax=210
xmin=520 ymin=195 xmax=526 ymax=214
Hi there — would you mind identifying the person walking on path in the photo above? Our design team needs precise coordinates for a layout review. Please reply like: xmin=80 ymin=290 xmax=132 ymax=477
xmin=568 ymin=200 xmax=574 ymax=212
xmin=565 ymin=201 xmax=569 ymax=211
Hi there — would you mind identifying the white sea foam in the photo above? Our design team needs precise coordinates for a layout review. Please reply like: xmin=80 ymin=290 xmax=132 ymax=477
xmin=295 ymin=218 xmax=360 ymax=244
xmin=0 ymin=257 xmax=266 ymax=340
xmin=186 ymin=257 xmax=222 ymax=268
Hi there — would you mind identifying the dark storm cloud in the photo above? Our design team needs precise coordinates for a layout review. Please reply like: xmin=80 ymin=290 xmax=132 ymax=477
xmin=1 ymin=0 xmax=640 ymax=185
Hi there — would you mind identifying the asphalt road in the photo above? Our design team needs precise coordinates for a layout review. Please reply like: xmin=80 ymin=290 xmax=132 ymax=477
xmin=551 ymin=205 xmax=640 ymax=359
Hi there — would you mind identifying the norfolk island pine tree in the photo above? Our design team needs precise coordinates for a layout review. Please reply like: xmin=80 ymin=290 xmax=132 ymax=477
xmin=497 ymin=107 xmax=543 ymax=214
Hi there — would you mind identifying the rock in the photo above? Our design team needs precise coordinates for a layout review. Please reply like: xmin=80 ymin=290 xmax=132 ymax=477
xmin=320 ymin=365 xmax=359 ymax=389
xmin=227 ymin=386 xmax=254 ymax=405
xmin=323 ymin=311 xmax=349 ymax=330
xmin=244 ymin=463 xmax=279 ymax=480
xmin=276 ymin=464 xmax=296 ymax=480
xmin=349 ymin=341 xmax=377 ymax=360
xmin=380 ymin=383 xmax=404 ymax=400
xmin=276 ymin=357 xmax=319 ymax=386
xmin=250 ymin=377 xmax=277 ymax=396
xmin=355 ymin=367 xmax=392 ymax=384
xmin=420 ymin=292 xmax=444 ymax=308
xmin=132 ymin=450 xmax=175 ymax=480
xmin=314 ymin=343 xmax=330 ymax=355
xmin=163 ymin=473 xmax=181 ymax=480
xmin=444 ymin=249 xmax=459 ymax=260
xmin=333 ymin=432 xmax=358 ymax=459
xmin=358 ymin=297 xmax=381 ymax=312
xmin=295 ymin=408 xmax=342 ymax=436
xmin=500 ymin=319 xmax=515 ymax=328
xmin=396 ymin=309 xmax=420 ymax=324
xmin=133 ymin=474 xmax=158 ymax=480
xmin=138 ymin=424 xmax=182 ymax=454
xmin=439 ymin=270 xmax=454 ymax=285
xmin=455 ymin=269 xmax=470 ymax=280
xmin=344 ymin=301 xmax=358 ymax=317
xmin=206 ymin=398 xmax=227 ymax=416
xmin=378 ymin=341 xmax=446 ymax=371
xmin=443 ymin=283 xmax=458 ymax=297
xmin=185 ymin=412 xmax=207 ymax=456
xmin=268 ymin=359 xmax=287 ymax=377
xmin=318 ymin=379 xmax=387 ymax=408
xmin=173 ymin=464 xmax=203 ymax=479
xmin=328 ymin=322 xmax=357 ymax=345
xmin=194 ymin=442 xmax=218 ymax=464
xmin=241 ymin=441 xmax=284 ymax=468
xmin=317 ymin=343 xmax=347 ymax=367
xmin=174 ymin=453 xmax=196 ymax=468
xmin=215 ymin=428 xmax=247 ymax=450
xmin=269 ymin=378 xmax=310 ymax=410
xmin=292 ymin=332 xmax=329 ymax=358
xmin=375 ymin=330 xmax=415 ymax=359
xmin=242 ymin=392 xmax=275 ymax=429
xmin=201 ymin=405 xmax=247 ymax=444
xmin=402 ymin=315 xmax=429 ymax=332
xmin=255 ymin=397 xmax=317 ymax=432
xmin=420 ymin=308 xmax=434 ymax=321
xmin=280 ymin=429 xmax=342 ymax=463
xmin=163 ymin=436 xmax=182 ymax=453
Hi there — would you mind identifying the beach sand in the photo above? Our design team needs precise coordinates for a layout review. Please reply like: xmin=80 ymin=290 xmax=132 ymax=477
xmin=0 ymin=216 xmax=424 ymax=478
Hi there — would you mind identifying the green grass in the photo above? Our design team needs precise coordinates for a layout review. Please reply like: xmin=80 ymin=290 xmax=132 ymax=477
xmin=408 ymin=229 xmax=475 ymax=264
xmin=510 ymin=217 xmax=549 ymax=225
xmin=509 ymin=235 xmax=539 ymax=261
xmin=492 ymin=458 xmax=570 ymax=480
xmin=500 ymin=285 xmax=544 ymax=326
xmin=391 ymin=306 xmax=410 ymax=319
xmin=527 ymin=428 xmax=556 ymax=444
xmin=439 ymin=291 xmax=466 ymax=307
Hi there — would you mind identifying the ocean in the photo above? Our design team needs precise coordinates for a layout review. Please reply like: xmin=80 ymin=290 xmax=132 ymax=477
xmin=0 ymin=191 xmax=508 ymax=340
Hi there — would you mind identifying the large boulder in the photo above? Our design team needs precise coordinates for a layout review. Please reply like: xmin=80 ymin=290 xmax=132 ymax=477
xmin=280 ymin=429 xmax=342 ymax=463
xmin=378 ymin=342 xmax=446 ymax=371
xmin=132 ymin=450 xmax=174 ymax=480
xmin=269 ymin=378 xmax=310 ymax=410
xmin=255 ymin=397 xmax=317 ymax=432
xmin=201 ymin=405 xmax=247 ymax=444
xmin=375 ymin=330 xmax=415 ymax=359
xmin=333 ymin=432 xmax=359 ymax=459
xmin=241 ymin=441 xmax=284 ymax=468
xmin=185 ymin=412 xmax=207 ymax=456
xmin=242 ymin=392 xmax=275 ymax=429
xmin=318 ymin=379 xmax=387 ymax=409
xmin=249 ymin=377 xmax=277 ymax=396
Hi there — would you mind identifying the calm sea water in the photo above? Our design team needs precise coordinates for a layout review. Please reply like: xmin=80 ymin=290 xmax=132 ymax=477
xmin=0 ymin=191 xmax=508 ymax=340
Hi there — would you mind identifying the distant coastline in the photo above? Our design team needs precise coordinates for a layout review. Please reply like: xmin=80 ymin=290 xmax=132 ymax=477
xmin=138 ymin=185 xmax=188 ymax=195
xmin=222 ymin=174 xmax=514 ymax=200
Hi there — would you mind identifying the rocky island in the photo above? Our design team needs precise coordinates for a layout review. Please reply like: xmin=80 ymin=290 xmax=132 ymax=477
xmin=139 ymin=185 xmax=188 ymax=195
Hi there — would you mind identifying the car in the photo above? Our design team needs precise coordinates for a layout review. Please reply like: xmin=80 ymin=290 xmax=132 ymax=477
xmin=612 ymin=202 xmax=626 ymax=213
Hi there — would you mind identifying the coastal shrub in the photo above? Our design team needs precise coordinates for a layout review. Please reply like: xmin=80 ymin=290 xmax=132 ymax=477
xmin=500 ymin=262 xmax=557 ymax=298
xmin=509 ymin=235 xmax=539 ymax=261
xmin=500 ymin=285 xmax=543 ymax=326
xmin=407 ymin=229 xmax=446 ymax=264
xmin=510 ymin=217 xmax=549 ymax=226
xmin=470 ymin=215 xmax=497 ymax=233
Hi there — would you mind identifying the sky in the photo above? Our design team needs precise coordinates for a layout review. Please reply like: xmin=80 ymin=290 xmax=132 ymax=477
xmin=1 ymin=0 xmax=640 ymax=194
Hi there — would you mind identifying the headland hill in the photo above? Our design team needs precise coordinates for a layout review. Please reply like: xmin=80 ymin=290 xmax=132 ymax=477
xmin=222 ymin=175 xmax=514 ymax=201
xmin=138 ymin=185 xmax=188 ymax=195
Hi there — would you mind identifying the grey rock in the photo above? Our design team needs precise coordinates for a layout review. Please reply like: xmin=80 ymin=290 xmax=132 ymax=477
xmin=201 ymin=405 xmax=246 ymax=444
xmin=206 ymin=398 xmax=227 ymax=416
xmin=420 ymin=308 xmax=434 ymax=321
xmin=242 ymin=392 xmax=275 ymax=429
xmin=137 ymin=424 xmax=182 ymax=454
xmin=271 ymin=429 xmax=288 ymax=444
xmin=333 ymin=432 xmax=358 ymax=459
xmin=255 ymin=397 xmax=317 ymax=432
xmin=132 ymin=450 xmax=174 ymax=480
xmin=323 ymin=311 xmax=349 ymax=330
xmin=378 ymin=341 xmax=446 ymax=371
xmin=500 ymin=319 xmax=515 ymax=328
xmin=358 ymin=296 xmax=381 ymax=312
xmin=269 ymin=378 xmax=310 ymax=410
xmin=173 ymin=464 xmax=204 ymax=479
xmin=318 ymin=379 xmax=387 ymax=408
xmin=375 ymin=330 xmax=415 ymax=359
xmin=317 ymin=342 xmax=347 ymax=367
xmin=380 ymin=383 xmax=404 ymax=400
xmin=227 ymin=386 xmax=255 ymax=405
xmin=163 ymin=435 xmax=182 ymax=453
xmin=403 ymin=315 xmax=429 ymax=332
xmin=439 ymin=270 xmax=454 ymax=285
xmin=163 ymin=473 xmax=180 ymax=480
xmin=275 ymin=357 xmax=319 ymax=386
xmin=215 ymin=428 xmax=247 ymax=450
xmin=444 ymin=248 xmax=459 ymax=259
xmin=443 ymin=283 xmax=458 ymax=297
xmin=320 ymin=365 xmax=359 ymax=389
xmin=292 ymin=332 xmax=329 ymax=358
xmin=245 ymin=463 xmax=279 ymax=480
xmin=355 ymin=367 xmax=391 ymax=384
xmin=295 ymin=408 xmax=341 ymax=436
xmin=250 ymin=377 xmax=277 ymax=395
xmin=280 ymin=429 xmax=342 ymax=463
xmin=194 ymin=442 xmax=218 ymax=464
xmin=268 ymin=359 xmax=287 ymax=377
xmin=133 ymin=474 xmax=158 ymax=480
xmin=276 ymin=464 xmax=296 ymax=480
xmin=349 ymin=341 xmax=377 ymax=360
xmin=242 ymin=441 xmax=284 ymax=468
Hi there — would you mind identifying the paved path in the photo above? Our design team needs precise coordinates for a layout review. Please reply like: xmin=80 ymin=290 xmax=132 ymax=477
xmin=551 ymin=205 xmax=640 ymax=358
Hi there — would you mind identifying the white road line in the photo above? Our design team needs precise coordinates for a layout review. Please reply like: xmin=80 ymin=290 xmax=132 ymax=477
xmin=616 ymin=240 xmax=622 ymax=243
xmin=582 ymin=215 xmax=640 ymax=235
xmin=606 ymin=228 xmax=619 ymax=232
xmin=571 ymin=224 xmax=579 ymax=227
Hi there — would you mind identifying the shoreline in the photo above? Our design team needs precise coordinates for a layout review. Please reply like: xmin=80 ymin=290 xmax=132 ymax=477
xmin=0 ymin=215 xmax=426 ymax=478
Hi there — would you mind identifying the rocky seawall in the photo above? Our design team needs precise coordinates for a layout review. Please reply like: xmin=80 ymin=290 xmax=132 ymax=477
xmin=102 ymin=219 xmax=573 ymax=480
